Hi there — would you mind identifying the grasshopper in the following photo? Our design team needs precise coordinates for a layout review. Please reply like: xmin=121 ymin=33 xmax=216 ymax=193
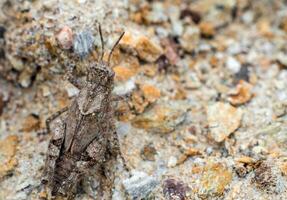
xmin=42 ymin=25 xmax=126 ymax=200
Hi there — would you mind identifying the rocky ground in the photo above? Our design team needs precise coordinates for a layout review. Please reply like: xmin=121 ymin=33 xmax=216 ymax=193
xmin=0 ymin=0 xmax=287 ymax=199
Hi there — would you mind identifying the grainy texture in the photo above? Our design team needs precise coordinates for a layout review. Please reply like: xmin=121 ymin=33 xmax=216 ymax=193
xmin=1 ymin=0 xmax=287 ymax=200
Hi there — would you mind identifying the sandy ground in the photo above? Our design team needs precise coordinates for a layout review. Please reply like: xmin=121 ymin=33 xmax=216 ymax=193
xmin=0 ymin=0 xmax=287 ymax=199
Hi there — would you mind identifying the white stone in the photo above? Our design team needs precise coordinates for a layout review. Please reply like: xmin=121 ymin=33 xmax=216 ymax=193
xmin=226 ymin=56 xmax=241 ymax=74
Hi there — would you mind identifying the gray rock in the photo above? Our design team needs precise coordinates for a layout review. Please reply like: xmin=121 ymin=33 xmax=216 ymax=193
xmin=73 ymin=30 xmax=95 ymax=58
xmin=123 ymin=171 xmax=159 ymax=200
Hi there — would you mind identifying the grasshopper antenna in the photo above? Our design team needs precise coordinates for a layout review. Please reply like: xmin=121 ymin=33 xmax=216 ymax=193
xmin=108 ymin=31 xmax=125 ymax=65
xmin=98 ymin=24 xmax=104 ymax=61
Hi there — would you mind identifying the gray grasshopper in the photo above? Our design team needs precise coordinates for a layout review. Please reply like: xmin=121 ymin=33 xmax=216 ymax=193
xmin=42 ymin=26 xmax=126 ymax=200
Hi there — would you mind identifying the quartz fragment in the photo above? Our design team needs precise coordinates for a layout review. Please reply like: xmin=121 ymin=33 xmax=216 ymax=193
xmin=135 ymin=36 xmax=163 ymax=62
xmin=73 ymin=30 xmax=95 ymax=58
xmin=226 ymin=56 xmax=241 ymax=74
xmin=207 ymin=102 xmax=243 ymax=142
xmin=123 ymin=171 xmax=159 ymax=200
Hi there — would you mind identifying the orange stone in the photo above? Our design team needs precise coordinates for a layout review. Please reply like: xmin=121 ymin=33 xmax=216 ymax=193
xmin=140 ymin=84 xmax=161 ymax=102
xmin=135 ymin=36 xmax=163 ymax=62
xmin=22 ymin=114 xmax=40 ymax=132
xmin=0 ymin=135 xmax=18 ymax=178
xmin=228 ymin=80 xmax=253 ymax=105
xmin=199 ymin=22 xmax=215 ymax=38
xmin=199 ymin=162 xmax=232 ymax=197
xmin=114 ymin=65 xmax=135 ymax=81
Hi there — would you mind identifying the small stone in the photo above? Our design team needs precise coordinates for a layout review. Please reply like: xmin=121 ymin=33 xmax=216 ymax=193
xmin=235 ymin=156 xmax=255 ymax=164
xmin=177 ymin=148 xmax=202 ymax=165
xmin=7 ymin=55 xmax=24 ymax=71
xmin=18 ymin=69 xmax=33 ymax=88
xmin=184 ymin=147 xmax=201 ymax=157
xmin=22 ymin=114 xmax=40 ymax=132
xmin=228 ymin=80 xmax=253 ymax=105
xmin=163 ymin=178 xmax=189 ymax=200
xmin=140 ymin=84 xmax=161 ymax=103
xmin=56 ymin=26 xmax=73 ymax=50
xmin=199 ymin=162 xmax=232 ymax=197
xmin=38 ymin=190 xmax=48 ymax=199
xmin=161 ymin=38 xmax=179 ymax=65
xmin=140 ymin=143 xmax=157 ymax=161
xmin=135 ymin=36 xmax=163 ymax=62
xmin=114 ymin=65 xmax=135 ymax=81
xmin=0 ymin=135 xmax=18 ymax=178
xmin=234 ymin=164 xmax=248 ymax=178
xmin=132 ymin=103 xmax=187 ymax=134
xmin=41 ymin=85 xmax=51 ymax=97
xmin=167 ymin=156 xmax=178 ymax=168
xmin=207 ymin=102 xmax=243 ymax=142
xmin=226 ymin=56 xmax=241 ymax=74
xmin=242 ymin=11 xmax=254 ymax=24
xmin=73 ymin=30 xmax=95 ymax=58
xmin=180 ymin=26 xmax=200 ymax=52
xmin=199 ymin=22 xmax=215 ymax=38
xmin=123 ymin=171 xmax=159 ymax=200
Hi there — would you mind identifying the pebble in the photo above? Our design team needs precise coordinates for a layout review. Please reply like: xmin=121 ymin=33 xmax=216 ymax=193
xmin=73 ymin=30 xmax=95 ymax=58
xmin=18 ymin=69 xmax=33 ymax=88
xmin=199 ymin=22 xmax=215 ymax=38
xmin=7 ymin=55 xmax=24 ymax=72
xmin=163 ymin=178 xmax=189 ymax=200
xmin=198 ymin=162 xmax=232 ymax=197
xmin=123 ymin=171 xmax=159 ymax=200
xmin=56 ymin=26 xmax=73 ymax=50
xmin=167 ymin=156 xmax=177 ymax=168
xmin=114 ymin=65 xmax=136 ymax=82
xmin=140 ymin=143 xmax=157 ymax=161
xmin=226 ymin=56 xmax=241 ymax=74
xmin=0 ymin=135 xmax=18 ymax=178
xmin=207 ymin=102 xmax=243 ymax=142
xmin=135 ymin=36 xmax=163 ymax=62
xmin=132 ymin=102 xmax=187 ymax=134
xmin=228 ymin=80 xmax=253 ymax=105
xmin=140 ymin=84 xmax=161 ymax=103
xmin=21 ymin=114 xmax=40 ymax=132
